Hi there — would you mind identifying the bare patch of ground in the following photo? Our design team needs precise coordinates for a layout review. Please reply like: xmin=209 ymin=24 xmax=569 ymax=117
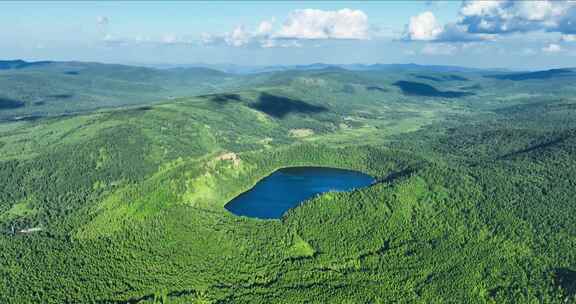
xmin=289 ymin=128 xmax=315 ymax=138
xmin=216 ymin=152 xmax=241 ymax=166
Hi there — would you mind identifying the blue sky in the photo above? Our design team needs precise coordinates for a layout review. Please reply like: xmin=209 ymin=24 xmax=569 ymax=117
xmin=1 ymin=1 xmax=575 ymax=69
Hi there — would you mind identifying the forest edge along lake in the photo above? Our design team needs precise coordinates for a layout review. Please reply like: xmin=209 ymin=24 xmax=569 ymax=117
xmin=225 ymin=167 xmax=375 ymax=219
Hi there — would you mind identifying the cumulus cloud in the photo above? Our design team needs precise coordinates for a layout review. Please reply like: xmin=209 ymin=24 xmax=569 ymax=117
xmin=201 ymin=24 xmax=268 ymax=48
xmin=225 ymin=25 xmax=253 ymax=47
xmin=404 ymin=1 xmax=576 ymax=43
xmin=275 ymin=9 xmax=370 ymax=40
xmin=405 ymin=11 xmax=443 ymax=41
xmin=202 ymin=26 xmax=304 ymax=49
xmin=257 ymin=19 xmax=275 ymax=35
xmin=439 ymin=23 xmax=493 ymax=42
xmin=403 ymin=11 xmax=491 ymax=42
xmin=201 ymin=8 xmax=371 ymax=48
xmin=459 ymin=0 xmax=576 ymax=35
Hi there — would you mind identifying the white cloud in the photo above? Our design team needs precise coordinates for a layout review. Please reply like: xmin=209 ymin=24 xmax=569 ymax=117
xmin=542 ymin=43 xmax=564 ymax=53
xmin=225 ymin=25 xmax=253 ymax=47
xmin=405 ymin=11 xmax=443 ymax=41
xmin=459 ymin=0 xmax=501 ymax=17
xmin=201 ymin=25 xmax=267 ymax=48
xmin=260 ymin=39 xmax=276 ymax=48
xmin=421 ymin=43 xmax=458 ymax=55
xmin=100 ymin=33 xmax=192 ymax=47
xmin=257 ymin=19 xmax=275 ymax=35
xmin=260 ymin=39 xmax=302 ymax=48
xmin=459 ymin=0 xmax=576 ymax=35
xmin=201 ymin=23 xmax=279 ymax=48
xmin=403 ymin=11 xmax=491 ymax=42
xmin=515 ymin=1 xmax=566 ymax=21
xmin=200 ymin=32 xmax=218 ymax=46
xmin=275 ymin=8 xmax=370 ymax=40
xmin=404 ymin=1 xmax=576 ymax=44
xmin=160 ymin=34 xmax=192 ymax=45
xmin=101 ymin=34 xmax=129 ymax=46
xmin=201 ymin=9 xmax=370 ymax=48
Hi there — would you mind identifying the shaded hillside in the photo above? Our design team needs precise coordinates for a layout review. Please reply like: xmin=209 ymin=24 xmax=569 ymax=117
xmin=250 ymin=93 xmax=328 ymax=118
xmin=413 ymin=74 xmax=469 ymax=82
xmin=0 ymin=60 xmax=52 ymax=70
xmin=0 ymin=97 xmax=25 ymax=110
xmin=393 ymin=80 xmax=474 ymax=98
xmin=485 ymin=68 xmax=576 ymax=80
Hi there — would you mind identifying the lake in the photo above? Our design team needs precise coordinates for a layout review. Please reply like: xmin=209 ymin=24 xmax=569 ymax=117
xmin=225 ymin=166 xmax=374 ymax=219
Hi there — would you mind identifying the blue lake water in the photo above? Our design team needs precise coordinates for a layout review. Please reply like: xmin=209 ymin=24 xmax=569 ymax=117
xmin=225 ymin=167 xmax=375 ymax=219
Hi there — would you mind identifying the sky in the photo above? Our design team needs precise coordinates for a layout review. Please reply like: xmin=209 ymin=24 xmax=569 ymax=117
xmin=1 ymin=0 xmax=576 ymax=69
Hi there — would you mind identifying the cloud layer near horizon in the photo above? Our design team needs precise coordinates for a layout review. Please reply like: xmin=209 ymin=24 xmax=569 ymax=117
xmin=94 ymin=0 xmax=576 ymax=62
xmin=200 ymin=8 xmax=370 ymax=48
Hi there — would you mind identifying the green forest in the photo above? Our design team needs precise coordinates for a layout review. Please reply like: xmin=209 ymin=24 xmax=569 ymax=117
xmin=1 ymin=60 xmax=576 ymax=303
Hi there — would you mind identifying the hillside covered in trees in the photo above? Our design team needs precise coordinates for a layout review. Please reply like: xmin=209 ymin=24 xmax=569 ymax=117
xmin=1 ymin=61 xmax=576 ymax=303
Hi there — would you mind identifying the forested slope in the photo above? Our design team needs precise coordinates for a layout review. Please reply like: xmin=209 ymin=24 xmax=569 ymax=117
xmin=0 ymin=64 xmax=575 ymax=303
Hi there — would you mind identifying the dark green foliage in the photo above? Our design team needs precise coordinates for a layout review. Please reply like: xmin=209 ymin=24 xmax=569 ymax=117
xmin=555 ymin=269 xmax=576 ymax=299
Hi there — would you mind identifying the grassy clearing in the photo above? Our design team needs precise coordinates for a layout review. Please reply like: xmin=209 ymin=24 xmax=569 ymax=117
xmin=0 ymin=197 xmax=37 ymax=223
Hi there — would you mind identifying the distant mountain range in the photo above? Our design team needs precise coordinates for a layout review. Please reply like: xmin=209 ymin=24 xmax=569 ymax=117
xmin=143 ymin=62 xmax=512 ymax=74
xmin=6 ymin=59 xmax=573 ymax=77
xmin=0 ymin=59 xmax=53 ymax=70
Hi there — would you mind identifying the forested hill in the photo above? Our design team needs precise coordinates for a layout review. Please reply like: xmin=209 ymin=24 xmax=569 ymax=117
xmin=1 ymin=61 xmax=576 ymax=303
xmin=2 ymin=59 xmax=572 ymax=122
xmin=0 ymin=60 xmax=239 ymax=121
